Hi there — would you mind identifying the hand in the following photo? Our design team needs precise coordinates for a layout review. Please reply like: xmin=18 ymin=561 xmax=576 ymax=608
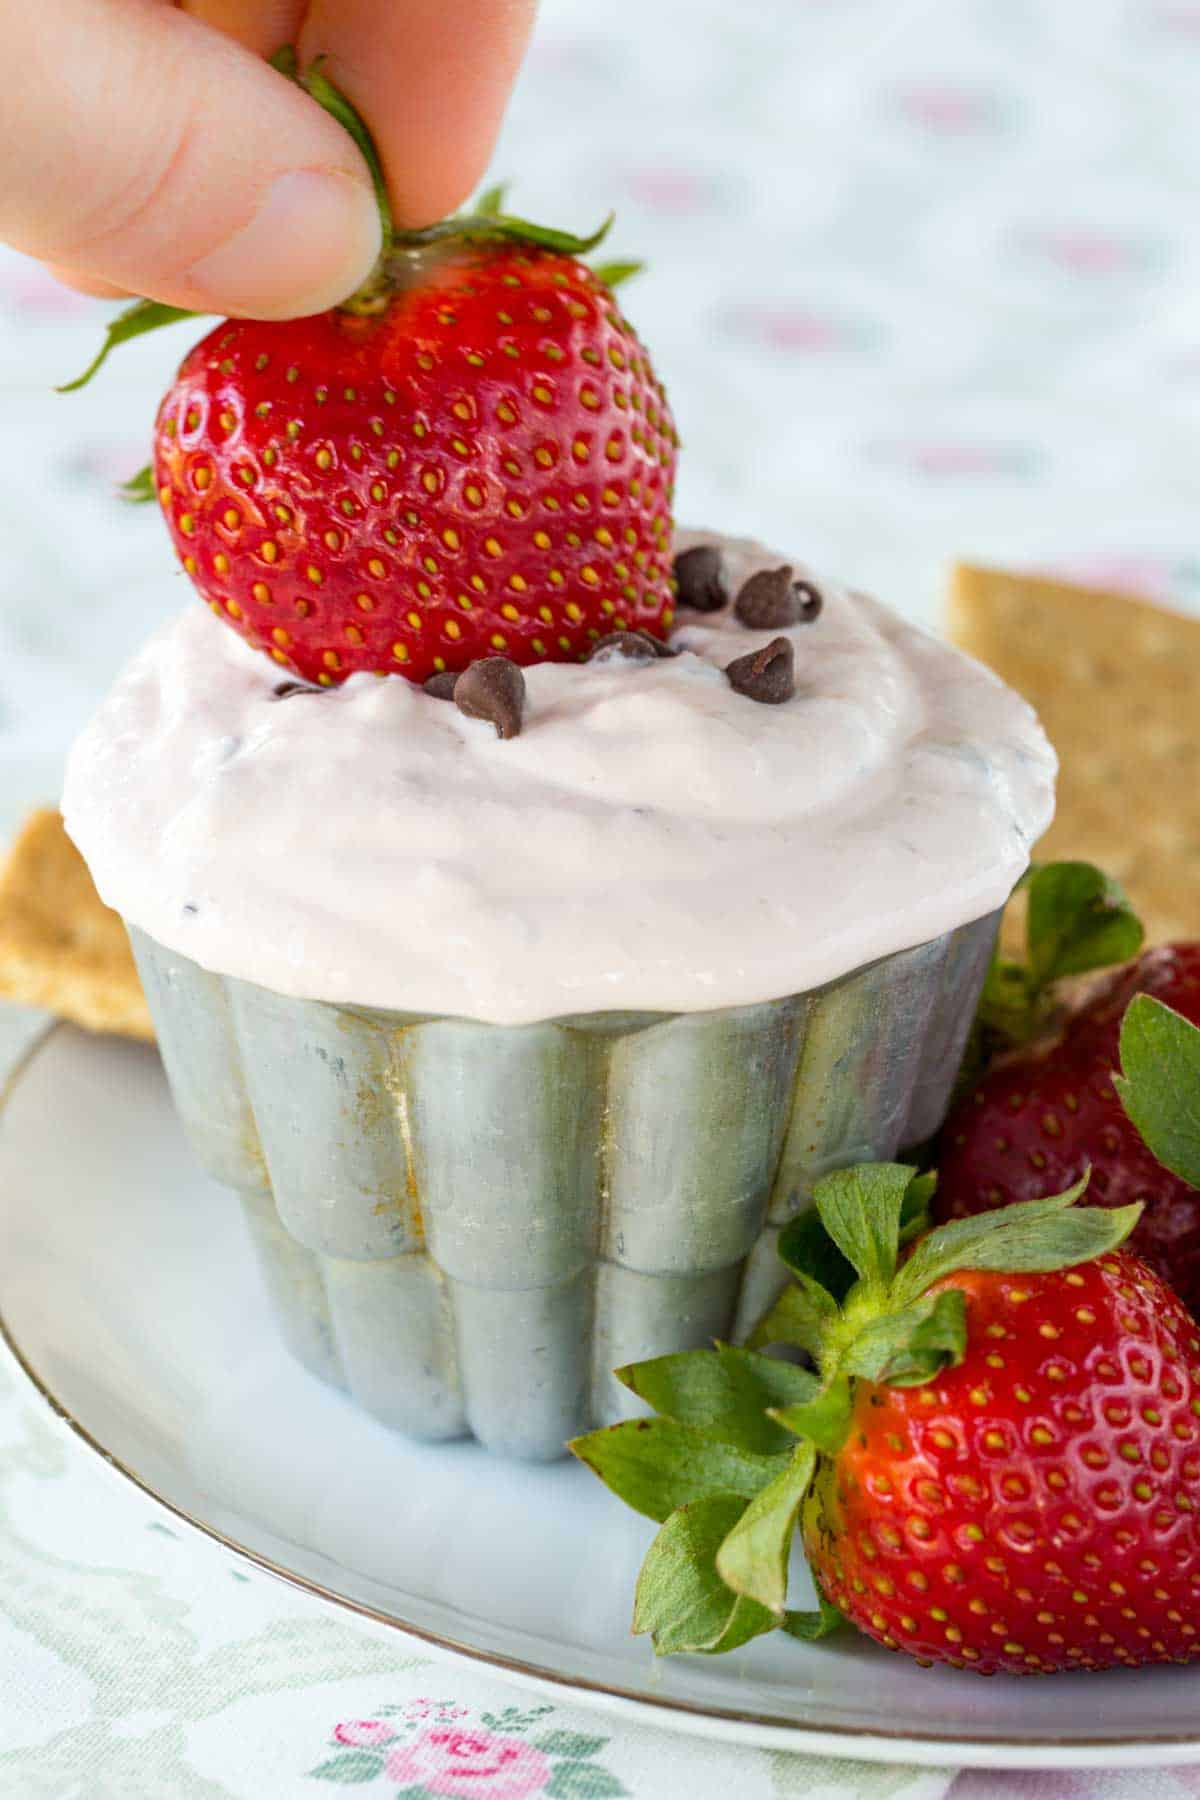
xmin=0 ymin=0 xmax=537 ymax=319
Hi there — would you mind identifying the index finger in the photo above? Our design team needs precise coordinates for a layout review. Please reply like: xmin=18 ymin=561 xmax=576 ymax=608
xmin=298 ymin=0 xmax=538 ymax=228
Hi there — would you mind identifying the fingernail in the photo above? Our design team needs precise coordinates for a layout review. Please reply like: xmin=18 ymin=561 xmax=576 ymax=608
xmin=184 ymin=168 xmax=382 ymax=320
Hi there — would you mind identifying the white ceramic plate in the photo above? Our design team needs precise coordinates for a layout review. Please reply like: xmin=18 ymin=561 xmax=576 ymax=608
xmin=3 ymin=1020 xmax=1200 ymax=1770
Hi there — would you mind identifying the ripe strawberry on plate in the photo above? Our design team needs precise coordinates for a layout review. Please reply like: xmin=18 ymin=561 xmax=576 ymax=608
xmin=64 ymin=57 xmax=677 ymax=687
xmin=804 ymin=1244 xmax=1200 ymax=1673
xmin=573 ymin=1161 xmax=1200 ymax=1674
xmin=934 ymin=862 xmax=1200 ymax=1314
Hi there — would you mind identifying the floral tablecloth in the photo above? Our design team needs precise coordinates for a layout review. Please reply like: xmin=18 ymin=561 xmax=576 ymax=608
xmin=3 ymin=0 xmax=1200 ymax=1793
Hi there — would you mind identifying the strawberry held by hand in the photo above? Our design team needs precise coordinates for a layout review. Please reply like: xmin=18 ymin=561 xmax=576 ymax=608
xmin=67 ymin=60 xmax=677 ymax=687
xmin=152 ymin=239 xmax=676 ymax=687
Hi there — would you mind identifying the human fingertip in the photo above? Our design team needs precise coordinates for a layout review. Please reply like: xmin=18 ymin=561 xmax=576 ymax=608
xmin=180 ymin=166 xmax=382 ymax=320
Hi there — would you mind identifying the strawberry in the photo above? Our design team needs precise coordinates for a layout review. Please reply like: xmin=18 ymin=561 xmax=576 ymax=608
xmin=805 ymin=1249 xmax=1200 ymax=1674
xmin=150 ymin=244 xmax=676 ymax=687
xmin=571 ymin=1159 xmax=1200 ymax=1675
xmin=936 ymin=944 xmax=1200 ymax=1314
xmin=64 ymin=58 xmax=677 ymax=687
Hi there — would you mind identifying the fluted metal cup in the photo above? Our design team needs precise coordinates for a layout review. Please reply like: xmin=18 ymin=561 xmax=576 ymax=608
xmin=129 ymin=913 xmax=999 ymax=1461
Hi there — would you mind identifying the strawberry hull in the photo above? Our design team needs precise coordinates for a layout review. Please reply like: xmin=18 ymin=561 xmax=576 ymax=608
xmin=128 ymin=913 xmax=999 ymax=1462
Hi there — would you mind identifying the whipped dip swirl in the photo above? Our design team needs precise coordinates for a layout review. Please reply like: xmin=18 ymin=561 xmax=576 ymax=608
xmin=64 ymin=533 xmax=1056 ymax=1024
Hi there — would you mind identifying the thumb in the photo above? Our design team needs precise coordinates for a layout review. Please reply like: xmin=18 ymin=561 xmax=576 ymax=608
xmin=1 ymin=0 xmax=382 ymax=319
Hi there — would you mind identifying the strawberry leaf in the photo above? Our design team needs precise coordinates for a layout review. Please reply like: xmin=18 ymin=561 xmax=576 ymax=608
xmin=715 ymin=1442 xmax=817 ymax=1612
xmin=119 ymin=465 xmax=156 ymax=504
xmin=475 ymin=182 xmax=509 ymax=218
xmin=1115 ymin=995 xmax=1200 ymax=1191
xmin=747 ymin=1272 xmax=837 ymax=1357
xmin=771 ymin=1373 xmax=853 ymax=1454
xmin=568 ymin=1418 xmax=787 ymax=1522
xmin=975 ymin=956 xmax=1037 ymax=1044
xmin=900 ymin=1171 xmax=937 ymax=1243
xmin=841 ymin=1288 xmax=967 ymax=1388
xmin=776 ymin=1207 xmax=856 ymax=1301
xmin=890 ymin=1177 xmax=1141 ymax=1306
xmin=396 ymin=209 xmax=614 ymax=259
xmin=1027 ymin=861 xmax=1143 ymax=989
xmin=614 ymin=1345 xmax=818 ymax=1454
xmin=58 ymin=299 xmax=199 ymax=393
xmin=777 ymin=1166 xmax=932 ymax=1305
xmin=814 ymin=1162 xmax=917 ymax=1288
xmin=974 ymin=861 xmax=1144 ymax=1050
xmin=782 ymin=1594 xmax=844 ymax=1640
xmin=633 ymin=1495 xmax=777 ymax=1654
xmin=591 ymin=259 xmax=645 ymax=290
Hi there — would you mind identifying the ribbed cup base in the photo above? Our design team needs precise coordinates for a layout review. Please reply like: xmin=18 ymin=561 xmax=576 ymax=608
xmin=130 ymin=914 xmax=998 ymax=1461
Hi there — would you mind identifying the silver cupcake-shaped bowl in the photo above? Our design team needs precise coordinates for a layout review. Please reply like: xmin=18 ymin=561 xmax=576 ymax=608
xmin=131 ymin=913 xmax=998 ymax=1461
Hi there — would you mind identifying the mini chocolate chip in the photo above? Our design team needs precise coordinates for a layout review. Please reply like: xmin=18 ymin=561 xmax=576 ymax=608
xmin=272 ymin=680 xmax=321 ymax=699
xmin=673 ymin=544 xmax=728 ymax=612
xmin=423 ymin=671 xmax=459 ymax=700
xmin=454 ymin=656 xmax=526 ymax=739
xmin=182 ymin=902 xmax=199 ymax=916
xmin=638 ymin=629 xmax=680 ymax=658
xmin=734 ymin=565 xmax=823 ymax=629
xmin=725 ymin=635 xmax=796 ymax=704
xmin=588 ymin=630 xmax=659 ymax=664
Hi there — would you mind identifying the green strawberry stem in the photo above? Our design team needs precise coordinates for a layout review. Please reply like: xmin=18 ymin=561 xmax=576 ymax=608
xmin=571 ymin=1162 xmax=1141 ymax=1654
xmin=63 ymin=49 xmax=632 ymax=402
xmin=273 ymin=49 xmax=395 ymax=283
xmin=271 ymin=51 xmax=615 ymax=312
xmin=974 ymin=860 xmax=1143 ymax=1050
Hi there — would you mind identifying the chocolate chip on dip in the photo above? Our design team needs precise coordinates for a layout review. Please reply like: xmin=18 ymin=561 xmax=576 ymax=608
xmin=272 ymin=680 xmax=322 ymax=699
xmin=733 ymin=566 xmax=823 ymax=630
xmin=454 ymin=657 xmax=526 ymax=739
xmin=672 ymin=543 xmax=727 ymax=612
xmin=725 ymin=635 xmax=796 ymax=704
xmin=587 ymin=629 xmax=678 ymax=664
xmin=423 ymin=671 xmax=460 ymax=701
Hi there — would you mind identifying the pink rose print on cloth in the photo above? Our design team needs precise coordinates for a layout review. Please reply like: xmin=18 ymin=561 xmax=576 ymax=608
xmin=1147 ymin=4 xmax=1200 ymax=39
xmin=1009 ymin=224 xmax=1164 ymax=278
xmin=400 ymin=1701 xmax=468 ymax=1724
xmin=719 ymin=302 xmax=879 ymax=355
xmin=385 ymin=1728 xmax=550 ymax=1798
xmin=311 ymin=1700 xmax=627 ymax=1798
xmin=333 ymin=1721 xmax=398 ymax=1749
xmin=887 ymin=81 xmax=1008 ymax=135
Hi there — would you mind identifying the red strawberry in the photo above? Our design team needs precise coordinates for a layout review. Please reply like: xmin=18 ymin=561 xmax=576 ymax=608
xmin=936 ymin=945 xmax=1200 ymax=1313
xmin=575 ymin=1160 xmax=1200 ymax=1674
xmin=804 ymin=1249 xmax=1200 ymax=1674
xmin=61 ymin=58 xmax=678 ymax=687
xmin=151 ymin=241 xmax=677 ymax=686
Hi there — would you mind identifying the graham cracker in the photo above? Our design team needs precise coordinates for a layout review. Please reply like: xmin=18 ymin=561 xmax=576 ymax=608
xmin=0 ymin=808 xmax=154 ymax=1040
xmin=948 ymin=565 xmax=1200 ymax=946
